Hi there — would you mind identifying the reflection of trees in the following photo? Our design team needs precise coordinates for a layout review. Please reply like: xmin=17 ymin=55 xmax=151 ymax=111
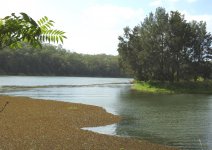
xmin=207 ymin=97 xmax=212 ymax=149
xmin=115 ymin=91 xmax=212 ymax=149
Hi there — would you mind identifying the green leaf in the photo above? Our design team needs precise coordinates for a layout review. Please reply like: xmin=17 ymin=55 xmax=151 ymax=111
xmin=30 ymin=19 xmax=38 ymax=27
xmin=59 ymin=36 xmax=64 ymax=43
xmin=42 ymin=17 xmax=46 ymax=24
xmin=44 ymin=16 xmax=48 ymax=21
xmin=37 ymin=20 xmax=41 ymax=26
xmin=40 ymin=18 xmax=44 ymax=25
xmin=56 ymin=36 xmax=59 ymax=43
xmin=47 ymin=22 xmax=54 ymax=27
xmin=20 ymin=12 xmax=30 ymax=22
xmin=45 ymin=23 xmax=50 ymax=29
xmin=4 ymin=16 xmax=10 ymax=20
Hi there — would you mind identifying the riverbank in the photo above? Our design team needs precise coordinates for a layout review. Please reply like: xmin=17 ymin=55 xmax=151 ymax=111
xmin=132 ymin=81 xmax=212 ymax=94
xmin=0 ymin=96 xmax=176 ymax=150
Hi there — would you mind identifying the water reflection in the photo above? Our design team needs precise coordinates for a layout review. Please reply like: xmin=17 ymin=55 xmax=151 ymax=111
xmin=0 ymin=76 xmax=212 ymax=149
xmin=115 ymin=91 xmax=212 ymax=150
xmin=82 ymin=124 xmax=117 ymax=136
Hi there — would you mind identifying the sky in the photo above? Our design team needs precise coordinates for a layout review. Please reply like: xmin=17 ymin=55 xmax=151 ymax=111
xmin=0 ymin=0 xmax=212 ymax=55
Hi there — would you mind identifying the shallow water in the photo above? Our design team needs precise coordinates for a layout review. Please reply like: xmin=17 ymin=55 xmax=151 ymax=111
xmin=0 ymin=76 xmax=211 ymax=150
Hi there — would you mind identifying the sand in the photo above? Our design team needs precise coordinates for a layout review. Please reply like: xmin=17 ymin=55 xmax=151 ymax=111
xmin=0 ymin=96 xmax=177 ymax=150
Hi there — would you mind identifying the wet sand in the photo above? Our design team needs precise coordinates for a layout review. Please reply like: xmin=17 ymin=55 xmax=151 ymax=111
xmin=0 ymin=96 xmax=177 ymax=150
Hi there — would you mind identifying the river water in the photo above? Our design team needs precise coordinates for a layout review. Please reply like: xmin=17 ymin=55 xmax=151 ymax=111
xmin=0 ymin=76 xmax=211 ymax=150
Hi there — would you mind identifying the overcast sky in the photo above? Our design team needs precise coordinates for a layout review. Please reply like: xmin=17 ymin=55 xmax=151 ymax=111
xmin=0 ymin=0 xmax=212 ymax=55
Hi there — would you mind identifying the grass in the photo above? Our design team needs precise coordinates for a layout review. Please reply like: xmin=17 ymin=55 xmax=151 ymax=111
xmin=132 ymin=80 xmax=212 ymax=94
xmin=132 ymin=81 xmax=173 ymax=94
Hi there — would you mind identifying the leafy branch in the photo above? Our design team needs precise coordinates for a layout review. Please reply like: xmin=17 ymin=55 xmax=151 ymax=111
xmin=0 ymin=13 xmax=67 ymax=50
xmin=37 ymin=16 xmax=66 ymax=44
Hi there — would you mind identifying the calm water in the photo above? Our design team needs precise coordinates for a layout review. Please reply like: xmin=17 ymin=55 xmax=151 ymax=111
xmin=0 ymin=76 xmax=212 ymax=150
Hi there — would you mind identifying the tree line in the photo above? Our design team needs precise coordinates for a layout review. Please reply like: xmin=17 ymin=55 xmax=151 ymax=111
xmin=0 ymin=13 xmax=126 ymax=78
xmin=0 ymin=43 xmax=125 ymax=77
xmin=118 ymin=7 xmax=212 ymax=82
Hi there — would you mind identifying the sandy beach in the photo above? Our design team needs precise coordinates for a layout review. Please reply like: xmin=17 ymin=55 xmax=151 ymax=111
xmin=0 ymin=96 xmax=177 ymax=150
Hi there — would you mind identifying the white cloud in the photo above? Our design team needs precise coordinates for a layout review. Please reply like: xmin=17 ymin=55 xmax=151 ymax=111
xmin=149 ymin=0 xmax=198 ymax=8
xmin=149 ymin=0 xmax=163 ymax=7
xmin=168 ymin=0 xmax=180 ymax=3
xmin=168 ymin=0 xmax=198 ymax=3
xmin=183 ymin=11 xmax=212 ymax=33
xmin=0 ymin=1 xmax=144 ymax=55
xmin=2 ymin=0 xmax=205 ymax=56
xmin=186 ymin=0 xmax=198 ymax=3
xmin=65 ymin=5 xmax=144 ymax=55
xmin=0 ymin=0 xmax=37 ymax=18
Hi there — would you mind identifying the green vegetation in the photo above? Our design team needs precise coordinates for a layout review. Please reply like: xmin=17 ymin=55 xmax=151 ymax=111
xmin=118 ymin=7 xmax=212 ymax=94
xmin=0 ymin=13 xmax=125 ymax=77
xmin=132 ymin=81 xmax=212 ymax=94
xmin=0 ymin=13 xmax=66 ymax=49
xmin=0 ymin=44 xmax=125 ymax=77
xmin=118 ymin=7 xmax=212 ymax=82
xmin=132 ymin=81 xmax=172 ymax=94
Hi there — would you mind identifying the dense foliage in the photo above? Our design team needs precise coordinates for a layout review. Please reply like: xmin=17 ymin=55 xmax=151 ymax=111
xmin=0 ymin=44 xmax=124 ymax=77
xmin=0 ymin=13 xmax=66 ymax=49
xmin=118 ymin=7 xmax=212 ymax=82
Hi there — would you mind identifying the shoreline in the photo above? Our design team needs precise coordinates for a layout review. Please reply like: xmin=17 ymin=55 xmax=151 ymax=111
xmin=132 ymin=81 xmax=212 ymax=94
xmin=0 ymin=95 xmax=176 ymax=149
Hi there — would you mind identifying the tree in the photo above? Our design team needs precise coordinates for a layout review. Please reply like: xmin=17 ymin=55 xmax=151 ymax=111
xmin=167 ymin=11 xmax=191 ymax=81
xmin=118 ymin=7 xmax=212 ymax=82
xmin=0 ymin=13 xmax=66 ymax=50
xmin=189 ymin=21 xmax=212 ymax=80
xmin=0 ymin=43 xmax=125 ymax=77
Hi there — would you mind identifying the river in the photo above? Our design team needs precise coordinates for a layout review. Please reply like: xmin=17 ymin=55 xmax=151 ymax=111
xmin=0 ymin=76 xmax=211 ymax=150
